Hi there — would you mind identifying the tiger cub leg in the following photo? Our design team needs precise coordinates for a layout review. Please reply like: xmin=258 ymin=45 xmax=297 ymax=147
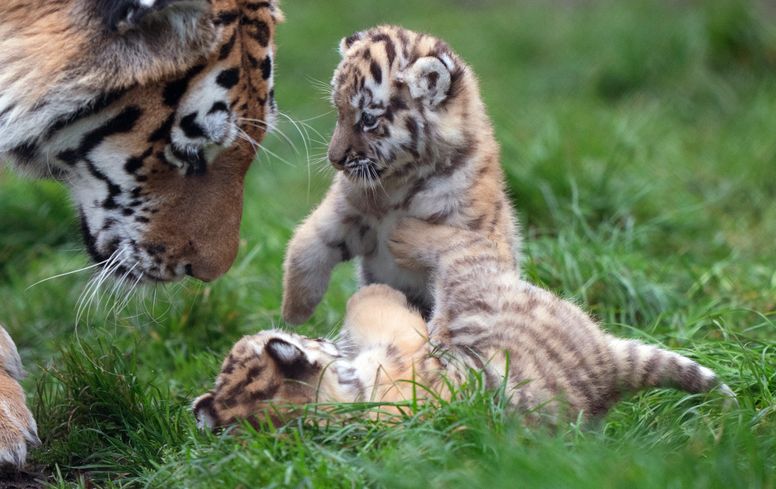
xmin=341 ymin=285 xmax=434 ymax=410
xmin=0 ymin=327 xmax=40 ymax=469
xmin=282 ymin=191 xmax=356 ymax=325
xmin=342 ymin=284 xmax=429 ymax=354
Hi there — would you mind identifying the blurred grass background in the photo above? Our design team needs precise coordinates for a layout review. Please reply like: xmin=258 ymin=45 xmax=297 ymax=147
xmin=0 ymin=0 xmax=774 ymax=487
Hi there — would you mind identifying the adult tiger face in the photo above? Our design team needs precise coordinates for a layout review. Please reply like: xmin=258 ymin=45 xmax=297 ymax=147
xmin=0 ymin=0 xmax=283 ymax=282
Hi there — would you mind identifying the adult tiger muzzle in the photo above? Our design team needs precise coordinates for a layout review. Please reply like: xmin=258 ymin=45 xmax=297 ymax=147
xmin=144 ymin=144 xmax=253 ymax=282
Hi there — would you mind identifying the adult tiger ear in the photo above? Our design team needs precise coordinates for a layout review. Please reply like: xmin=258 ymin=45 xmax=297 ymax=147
xmin=398 ymin=55 xmax=455 ymax=107
xmin=99 ymin=0 xmax=210 ymax=34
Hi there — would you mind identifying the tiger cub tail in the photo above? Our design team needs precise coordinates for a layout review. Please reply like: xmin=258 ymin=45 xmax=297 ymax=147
xmin=389 ymin=219 xmax=737 ymax=407
xmin=607 ymin=337 xmax=736 ymax=403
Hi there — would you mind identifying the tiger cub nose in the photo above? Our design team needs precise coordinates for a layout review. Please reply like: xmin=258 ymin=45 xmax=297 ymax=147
xmin=328 ymin=149 xmax=348 ymax=170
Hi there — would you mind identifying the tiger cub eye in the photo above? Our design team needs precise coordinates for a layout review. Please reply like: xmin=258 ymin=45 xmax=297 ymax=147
xmin=361 ymin=113 xmax=378 ymax=129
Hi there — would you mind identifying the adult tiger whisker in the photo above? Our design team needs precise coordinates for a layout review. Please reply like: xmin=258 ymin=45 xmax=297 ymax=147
xmin=75 ymin=252 xmax=116 ymax=324
xmin=232 ymin=124 xmax=295 ymax=167
xmin=25 ymin=259 xmax=108 ymax=291
xmin=75 ymin=248 xmax=128 ymax=326
xmin=112 ymin=268 xmax=144 ymax=317
xmin=306 ymin=76 xmax=334 ymax=98
xmin=238 ymin=117 xmax=300 ymax=154
xmin=277 ymin=111 xmax=328 ymax=146
xmin=105 ymin=262 xmax=140 ymax=318
xmin=293 ymin=110 xmax=336 ymax=124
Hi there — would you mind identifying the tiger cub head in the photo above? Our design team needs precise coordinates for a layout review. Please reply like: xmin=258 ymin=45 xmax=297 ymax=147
xmin=328 ymin=25 xmax=485 ymax=187
xmin=192 ymin=330 xmax=343 ymax=430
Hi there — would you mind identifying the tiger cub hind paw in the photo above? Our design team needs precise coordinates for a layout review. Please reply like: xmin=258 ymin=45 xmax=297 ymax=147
xmin=0 ymin=327 xmax=39 ymax=469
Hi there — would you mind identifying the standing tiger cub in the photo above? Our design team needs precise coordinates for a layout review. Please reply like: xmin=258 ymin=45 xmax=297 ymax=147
xmin=282 ymin=26 xmax=520 ymax=324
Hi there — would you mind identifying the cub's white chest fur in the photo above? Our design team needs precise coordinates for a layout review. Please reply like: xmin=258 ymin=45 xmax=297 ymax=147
xmin=347 ymin=171 xmax=472 ymax=308
xmin=359 ymin=211 xmax=427 ymax=302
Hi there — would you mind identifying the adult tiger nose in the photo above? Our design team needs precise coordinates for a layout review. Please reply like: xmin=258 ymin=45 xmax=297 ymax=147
xmin=181 ymin=232 xmax=239 ymax=282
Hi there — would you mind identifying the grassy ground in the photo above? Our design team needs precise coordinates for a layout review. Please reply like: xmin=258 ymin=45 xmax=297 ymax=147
xmin=1 ymin=0 xmax=774 ymax=487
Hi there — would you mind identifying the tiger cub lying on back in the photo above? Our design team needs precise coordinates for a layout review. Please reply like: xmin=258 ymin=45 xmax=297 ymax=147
xmin=193 ymin=220 xmax=734 ymax=429
xmin=282 ymin=25 xmax=519 ymax=324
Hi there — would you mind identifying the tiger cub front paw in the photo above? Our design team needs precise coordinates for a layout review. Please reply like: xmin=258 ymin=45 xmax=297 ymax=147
xmin=281 ymin=292 xmax=318 ymax=326
xmin=0 ymin=328 xmax=39 ymax=469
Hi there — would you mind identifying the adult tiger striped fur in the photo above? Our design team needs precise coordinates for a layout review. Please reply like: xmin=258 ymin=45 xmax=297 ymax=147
xmin=0 ymin=0 xmax=281 ymax=468
xmin=193 ymin=220 xmax=734 ymax=430
xmin=281 ymin=25 xmax=520 ymax=325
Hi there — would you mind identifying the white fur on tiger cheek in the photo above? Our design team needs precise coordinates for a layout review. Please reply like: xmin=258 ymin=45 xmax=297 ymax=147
xmin=264 ymin=48 xmax=278 ymax=132
xmin=0 ymin=87 xmax=95 ymax=155
xmin=171 ymin=69 xmax=236 ymax=156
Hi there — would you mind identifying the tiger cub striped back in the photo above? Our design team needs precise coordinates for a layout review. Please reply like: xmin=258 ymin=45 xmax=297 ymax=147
xmin=388 ymin=219 xmax=735 ymax=419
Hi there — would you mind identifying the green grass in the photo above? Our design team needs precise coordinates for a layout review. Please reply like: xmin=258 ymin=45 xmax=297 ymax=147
xmin=1 ymin=0 xmax=775 ymax=487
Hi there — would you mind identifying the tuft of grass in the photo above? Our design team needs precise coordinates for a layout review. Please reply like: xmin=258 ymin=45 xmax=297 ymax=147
xmin=33 ymin=341 xmax=192 ymax=479
xmin=0 ymin=0 xmax=774 ymax=487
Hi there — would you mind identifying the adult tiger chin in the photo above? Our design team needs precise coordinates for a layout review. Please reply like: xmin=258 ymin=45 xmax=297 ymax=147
xmin=0 ymin=0 xmax=283 ymax=284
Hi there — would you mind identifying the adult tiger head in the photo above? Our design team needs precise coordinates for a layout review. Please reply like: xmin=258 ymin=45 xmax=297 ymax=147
xmin=0 ymin=0 xmax=283 ymax=282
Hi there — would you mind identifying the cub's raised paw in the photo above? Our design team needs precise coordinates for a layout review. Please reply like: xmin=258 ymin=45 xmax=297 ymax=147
xmin=281 ymin=293 xmax=318 ymax=326
xmin=0 ymin=328 xmax=39 ymax=469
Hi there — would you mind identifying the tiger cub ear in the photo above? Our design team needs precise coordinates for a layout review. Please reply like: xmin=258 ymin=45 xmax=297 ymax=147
xmin=398 ymin=55 xmax=455 ymax=107
xmin=338 ymin=31 xmax=366 ymax=57
xmin=191 ymin=392 xmax=217 ymax=430
xmin=265 ymin=338 xmax=314 ymax=378
xmin=100 ymin=0 xmax=210 ymax=34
